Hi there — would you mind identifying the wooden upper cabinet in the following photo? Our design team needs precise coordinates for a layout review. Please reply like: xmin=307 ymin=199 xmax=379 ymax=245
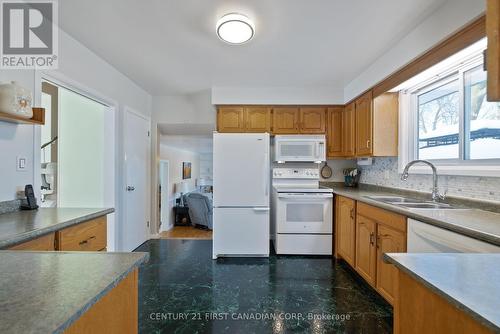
xmin=217 ymin=106 xmax=245 ymax=132
xmin=343 ymin=102 xmax=356 ymax=157
xmin=355 ymin=91 xmax=373 ymax=156
xmin=487 ymin=0 xmax=500 ymax=101
xmin=376 ymin=224 xmax=406 ymax=305
xmin=373 ymin=93 xmax=399 ymax=156
xmin=272 ymin=107 xmax=300 ymax=134
xmin=299 ymin=107 xmax=326 ymax=134
xmin=327 ymin=107 xmax=343 ymax=158
xmin=244 ymin=107 xmax=271 ymax=133
xmin=355 ymin=214 xmax=377 ymax=286
xmin=335 ymin=196 xmax=356 ymax=266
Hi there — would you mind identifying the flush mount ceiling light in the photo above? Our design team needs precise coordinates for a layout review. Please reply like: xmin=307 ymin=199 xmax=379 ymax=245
xmin=216 ymin=13 xmax=255 ymax=44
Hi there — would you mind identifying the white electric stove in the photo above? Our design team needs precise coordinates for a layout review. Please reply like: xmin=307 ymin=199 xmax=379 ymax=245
xmin=271 ymin=168 xmax=333 ymax=255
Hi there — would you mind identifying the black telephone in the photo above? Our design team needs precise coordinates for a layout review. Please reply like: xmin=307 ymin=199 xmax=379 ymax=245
xmin=21 ymin=184 xmax=39 ymax=210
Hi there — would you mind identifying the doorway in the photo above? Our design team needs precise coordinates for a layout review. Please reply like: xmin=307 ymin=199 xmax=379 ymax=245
xmin=159 ymin=160 xmax=170 ymax=231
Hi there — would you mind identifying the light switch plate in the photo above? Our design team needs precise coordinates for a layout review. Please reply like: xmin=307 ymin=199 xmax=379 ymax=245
xmin=16 ymin=156 xmax=27 ymax=171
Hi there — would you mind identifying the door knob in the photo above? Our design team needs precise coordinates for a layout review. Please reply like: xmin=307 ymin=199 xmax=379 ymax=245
xmin=127 ymin=186 xmax=135 ymax=191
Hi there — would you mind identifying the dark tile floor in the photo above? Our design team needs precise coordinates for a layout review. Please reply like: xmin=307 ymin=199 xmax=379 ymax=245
xmin=135 ymin=239 xmax=392 ymax=334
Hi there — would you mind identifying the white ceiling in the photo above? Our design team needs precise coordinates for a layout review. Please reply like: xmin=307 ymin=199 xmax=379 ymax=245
xmin=59 ymin=0 xmax=447 ymax=95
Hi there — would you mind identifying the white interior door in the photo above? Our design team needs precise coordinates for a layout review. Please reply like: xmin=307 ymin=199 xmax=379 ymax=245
xmin=123 ymin=109 xmax=150 ymax=251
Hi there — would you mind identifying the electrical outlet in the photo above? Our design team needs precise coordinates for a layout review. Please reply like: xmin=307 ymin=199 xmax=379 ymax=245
xmin=384 ymin=170 xmax=391 ymax=180
xmin=16 ymin=156 xmax=27 ymax=171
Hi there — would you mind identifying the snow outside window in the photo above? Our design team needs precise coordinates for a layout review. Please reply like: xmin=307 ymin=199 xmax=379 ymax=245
xmin=413 ymin=59 xmax=500 ymax=163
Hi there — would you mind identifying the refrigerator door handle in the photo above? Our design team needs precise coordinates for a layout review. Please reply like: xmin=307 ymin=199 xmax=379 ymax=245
xmin=253 ymin=207 xmax=270 ymax=212
xmin=264 ymin=151 xmax=269 ymax=197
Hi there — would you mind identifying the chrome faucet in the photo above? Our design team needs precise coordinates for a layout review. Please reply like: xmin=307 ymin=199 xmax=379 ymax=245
xmin=401 ymin=160 xmax=445 ymax=202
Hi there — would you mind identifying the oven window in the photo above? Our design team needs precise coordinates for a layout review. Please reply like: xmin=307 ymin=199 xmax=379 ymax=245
xmin=280 ymin=144 xmax=313 ymax=157
xmin=286 ymin=203 xmax=324 ymax=222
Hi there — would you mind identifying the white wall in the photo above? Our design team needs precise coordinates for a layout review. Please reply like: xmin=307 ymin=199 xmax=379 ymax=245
xmin=212 ymin=86 xmax=344 ymax=105
xmin=199 ymin=153 xmax=213 ymax=181
xmin=159 ymin=144 xmax=200 ymax=231
xmin=344 ymin=0 xmax=485 ymax=102
xmin=0 ymin=28 xmax=152 ymax=251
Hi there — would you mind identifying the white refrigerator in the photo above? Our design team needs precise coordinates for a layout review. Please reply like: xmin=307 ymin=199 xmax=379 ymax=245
xmin=212 ymin=133 xmax=270 ymax=259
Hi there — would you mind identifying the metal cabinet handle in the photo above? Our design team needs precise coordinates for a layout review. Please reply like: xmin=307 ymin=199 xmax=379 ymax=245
xmin=79 ymin=236 xmax=96 ymax=246
xmin=127 ymin=186 xmax=135 ymax=191
xmin=370 ymin=232 xmax=375 ymax=246
xmin=366 ymin=139 xmax=371 ymax=148
xmin=350 ymin=208 xmax=355 ymax=220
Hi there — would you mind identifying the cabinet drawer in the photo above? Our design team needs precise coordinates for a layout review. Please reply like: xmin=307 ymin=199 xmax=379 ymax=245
xmin=357 ymin=202 xmax=406 ymax=232
xmin=56 ymin=217 xmax=107 ymax=251
xmin=9 ymin=233 xmax=55 ymax=251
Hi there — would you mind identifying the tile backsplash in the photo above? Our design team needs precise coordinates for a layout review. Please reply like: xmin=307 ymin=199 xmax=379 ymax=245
xmin=360 ymin=157 xmax=500 ymax=202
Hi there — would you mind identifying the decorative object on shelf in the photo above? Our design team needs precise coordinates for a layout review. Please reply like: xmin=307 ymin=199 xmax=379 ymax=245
xmin=320 ymin=162 xmax=333 ymax=179
xmin=182 ymin=162 xmax=192 ymax=179
xmin=175 ymin=182 xmax=190 ymax=206
xmin=0 ymin=81 xmax=33 ymax=119
xmin=343 ymin=168 xmax=361 ymax=187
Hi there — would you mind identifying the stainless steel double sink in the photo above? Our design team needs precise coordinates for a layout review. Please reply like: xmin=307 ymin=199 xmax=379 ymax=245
xmin=364 ymin=195 xmax=456 ymax=209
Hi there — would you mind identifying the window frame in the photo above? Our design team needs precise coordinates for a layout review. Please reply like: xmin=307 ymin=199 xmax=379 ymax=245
xmin=399 ymin=52 xmax=500 ymax=177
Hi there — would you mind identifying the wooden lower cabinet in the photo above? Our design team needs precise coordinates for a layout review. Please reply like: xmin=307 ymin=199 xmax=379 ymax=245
xmin=57 ymin=217 xmax=107 ymax=251
xmin=394 ymin=270 xmax=493 ymax=334
xmin=65 ymin=269 xmax=138 ymax=334
xmin=336 ymin=198 xmax=407 ymax=305
xmin=8 ymin=233 xmax=55 ymax=251
xmin=376 ymin=225 xmax=406 ymax=304
xmin=335 ymin=196 xmax=356 ymax=266
xmin=355 ymin=215 xmax=377 ymax=286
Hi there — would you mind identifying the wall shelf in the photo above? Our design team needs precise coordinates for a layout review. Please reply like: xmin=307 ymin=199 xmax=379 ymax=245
xmin=0 ymin=107 xmax=45 ymax=125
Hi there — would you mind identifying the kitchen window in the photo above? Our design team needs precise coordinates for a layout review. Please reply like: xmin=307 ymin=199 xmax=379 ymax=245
xmin=400 ymin=43 xmax=500 ymax=176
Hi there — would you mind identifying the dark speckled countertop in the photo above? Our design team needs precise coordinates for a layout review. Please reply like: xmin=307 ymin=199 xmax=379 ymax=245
xmin=385 ymin=253 xmax=500 ymax=333
xmin=323 ymin=183 xmax=500 ymax=247
xmin=0 ymin=251 xmax=149 ymax=334
xmin=0 ymin=208 xmax=115 ymax=249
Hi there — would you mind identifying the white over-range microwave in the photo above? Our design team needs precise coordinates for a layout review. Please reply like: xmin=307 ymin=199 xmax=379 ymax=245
xmin=274 ymin=135 xmax=326 ymax=163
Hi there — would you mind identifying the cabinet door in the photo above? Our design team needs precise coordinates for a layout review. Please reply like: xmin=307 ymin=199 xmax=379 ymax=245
xmin=244 ymin=107 xmax=271 ymax=133
xmin=217 ymin=106 xmax=245 ymax=132
xmin=336 ymin=196 xmax=356 ymax=266
xmin=299 ymin=107 xmax=326 ymax=133
xmin=355 ymin=91 xmax=373 ymax=156
xmin=355 ymin=214 xmax=377 ymax=286
xmin=8 ymin=233 xmax=55 ymax=251
xmin=56 ymin=217 xmax=107 ymax=251
xmin=376 ymin=224 xmax=406 ymax=305
xmin=272 ymin=107 xmax=300 ymax=134
xmin=487 ymin=0 xmax=500 ymax=101
xmin=327 ymin=107 xmax=343 ymax=157
xmin=343 ymin=102 xmax=356 ymax=157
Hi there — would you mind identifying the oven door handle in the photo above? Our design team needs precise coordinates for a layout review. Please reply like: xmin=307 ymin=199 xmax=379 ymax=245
xmin=278 ymin=193 xmax=333 ymax=199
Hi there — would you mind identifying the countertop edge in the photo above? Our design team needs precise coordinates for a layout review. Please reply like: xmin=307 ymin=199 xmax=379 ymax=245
xmin=0 ymin=208 xmax=115 ymax=249
xmin=330 ymin=188 xmax=500 ymax=247
xmin=383 ymin=253 xmax=500 ymax=333
xmin=53 ymin=251 xmax=149 ymax=334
